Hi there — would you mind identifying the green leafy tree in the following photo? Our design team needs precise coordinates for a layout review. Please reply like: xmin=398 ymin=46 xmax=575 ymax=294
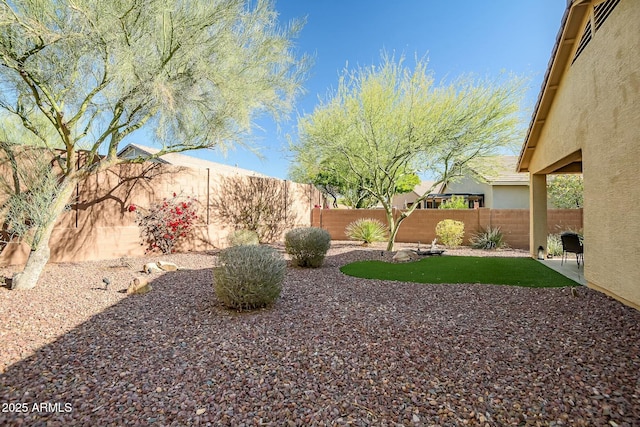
xmin=0 ymin=0 xmax=308 ymax=289
xmin=547 ymin=175 xmax=583 ymax=208
xmin=0 ymin=114 xmax=63 ymax=252
xmin=291 ymin=159 xmax=420 ymax=209
xmin=338 ymin=182 xmax=378 ymax=208
xmin=396 ymin=173 xmax=421 ymax=194
xmin=290 ymin=53 xmax=525 ymax=250
xmin=439 ymin=195 xmax=468 ymax=209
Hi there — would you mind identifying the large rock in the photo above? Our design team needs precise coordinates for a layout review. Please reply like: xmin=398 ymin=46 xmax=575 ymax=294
xmin=127 ymin=277 xmax=152 ymax=295
xmin=157 ymin=261 xmax=179 ymax=271
xmin=143 ymin=262 xmax=162 ymax=274
xmin=392 ymin=249 xmax=415 ymax=262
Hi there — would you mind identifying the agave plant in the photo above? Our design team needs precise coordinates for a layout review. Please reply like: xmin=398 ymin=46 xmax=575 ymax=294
xmin=470 ymin=226 xmax=507 ymax=250
xmin=345 ymin=218 xmax=388 ymax=245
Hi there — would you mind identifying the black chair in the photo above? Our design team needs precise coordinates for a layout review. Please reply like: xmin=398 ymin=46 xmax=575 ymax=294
xmin=561 ymin=232 xmax=584 ymax=267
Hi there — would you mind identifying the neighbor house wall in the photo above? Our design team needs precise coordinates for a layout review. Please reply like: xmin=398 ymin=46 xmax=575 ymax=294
xmin=443 ymin=177 xmax=529 ymax=209
xmin=492 ymin=186 xmax=530 ymax=209
xmin=527 ymin=0 xmax=640 ymax=308
xmin=444 ymin=176 xmax=488 ymax=195
xmin=392 ymin=191 xmax=420 ymax=209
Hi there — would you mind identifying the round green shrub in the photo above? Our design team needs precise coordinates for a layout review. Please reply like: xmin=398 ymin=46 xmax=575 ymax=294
xmin=284 ymin=227 xmax=331 ymax=268
xmin=438 ymin=195 xmax=468 ymax=209
xmin=227 ymin=229 xmax=259 ymax=247
xmin=345 ymin=218 xmax=387 ymax=245
xmin=435 ymin=219 xmax=465 ymax=247
xmin=214 ymin=245 xmax=285 ymax=310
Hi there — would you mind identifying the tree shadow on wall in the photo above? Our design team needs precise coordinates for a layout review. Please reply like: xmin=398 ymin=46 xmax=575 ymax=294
xmin=209 ymin=176 xmax=298 ymax=243
xmin=50 ymin=163 xmax=184 ymax=260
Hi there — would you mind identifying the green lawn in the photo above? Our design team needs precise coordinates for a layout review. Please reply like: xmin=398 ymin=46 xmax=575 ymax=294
xmin=340 ymin=256 xmax=579 ymax=288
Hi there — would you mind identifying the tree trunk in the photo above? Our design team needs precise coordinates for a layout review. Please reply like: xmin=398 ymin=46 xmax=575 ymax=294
xmin=11 ymin=237 xmax=51 ymax=290
xmin=385 ymin=209 xmax=396 ymax=251
xmin=386 ymin=209 xmax=409 ymax=252
xmin=11 ymin=178 xmax=77 ymax=290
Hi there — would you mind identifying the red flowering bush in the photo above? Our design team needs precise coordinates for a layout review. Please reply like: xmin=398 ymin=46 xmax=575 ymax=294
xmin=129 ymin=193 xmax=199 ymax=254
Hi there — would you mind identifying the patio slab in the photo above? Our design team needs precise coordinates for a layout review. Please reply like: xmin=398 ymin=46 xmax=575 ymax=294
xmin=538 ymin=256 xmax=586 ymax=285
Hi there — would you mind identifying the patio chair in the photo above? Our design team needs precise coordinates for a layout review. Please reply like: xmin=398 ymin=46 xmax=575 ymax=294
xmin=561 ymin=232 xmax=584 ymax=267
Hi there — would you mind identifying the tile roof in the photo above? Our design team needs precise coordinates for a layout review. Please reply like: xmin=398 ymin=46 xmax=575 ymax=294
xmin=413 ymin=180 xmax=438 ymax=195
xmin=474 ymin=156 xmax=529 ymax=184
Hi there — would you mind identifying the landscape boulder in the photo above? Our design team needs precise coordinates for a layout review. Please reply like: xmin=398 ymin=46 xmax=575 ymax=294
xmin=157 ymin=261 xmax=179 ymax=271
xmin=127 ymin=277 xmax=152 ymax=295
xmin=392 ymin=249 xmax=415 ymax=262
xmin=143 ymin=262 xmax=162 ymax=274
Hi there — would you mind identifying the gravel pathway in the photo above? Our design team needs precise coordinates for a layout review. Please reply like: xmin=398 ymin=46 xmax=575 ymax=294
xmin=1 ymin=242 xmax=639 ymax=426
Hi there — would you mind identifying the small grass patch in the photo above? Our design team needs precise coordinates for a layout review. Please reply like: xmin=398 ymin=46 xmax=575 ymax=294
xmin=340 ymin=256 xmax=579 ymax=287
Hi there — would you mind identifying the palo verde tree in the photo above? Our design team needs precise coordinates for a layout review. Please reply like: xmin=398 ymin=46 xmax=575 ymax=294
xmin=289 ymin=148 xmax=420 ymax=209
xmin=290 ymin=53 xmax=526 ymax=250
xmin=0 ymin=0 xmax=308 ymax=289
xmin=547 ymin=174 xmax=583 ymax=208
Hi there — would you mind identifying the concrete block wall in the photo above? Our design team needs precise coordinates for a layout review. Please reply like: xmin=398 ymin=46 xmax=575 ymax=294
xmin=312 ymin=208 xmax=583 ymax=250
xmin=394 ymin=209 xmax=481 ymax=245
xmin=484 ymin=209 xmax=530 ymax=249
xmin=315 ymin=209 xmax=390 ymax=240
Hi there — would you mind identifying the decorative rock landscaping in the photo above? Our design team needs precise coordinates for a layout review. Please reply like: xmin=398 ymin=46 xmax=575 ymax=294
xmin=1 ymin=243 xmax=638 ymax=426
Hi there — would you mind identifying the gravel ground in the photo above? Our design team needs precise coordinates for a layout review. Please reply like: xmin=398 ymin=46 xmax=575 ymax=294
xmin=0 ymin=242 xmax=639 ymax=426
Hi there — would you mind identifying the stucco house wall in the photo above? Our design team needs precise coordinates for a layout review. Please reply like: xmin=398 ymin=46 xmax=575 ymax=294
xmin=518 ymin=0 xmax=640 ymax=309
xmin=442 ymin=156 xmax=530 ymax=209
xmin=392 ymin=191 xmax=421 ymax=209
xmin=492 ymin=186 xmax=530 ymax=209
xmin=444 ymin=177 xmax=493 ymax=207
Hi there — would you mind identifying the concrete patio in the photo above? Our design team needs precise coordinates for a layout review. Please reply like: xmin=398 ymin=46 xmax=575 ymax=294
xmin=538 ymin=255 xmax=586 ymax=285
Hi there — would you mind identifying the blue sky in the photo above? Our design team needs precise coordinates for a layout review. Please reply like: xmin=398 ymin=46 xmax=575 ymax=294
xmin=182 ymin=0 xmax=567 ymax=179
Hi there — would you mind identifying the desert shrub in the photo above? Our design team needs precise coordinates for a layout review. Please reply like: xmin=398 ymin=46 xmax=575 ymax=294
xmin=470 ymin=226 xmax=507 ymax=250
xmin=130 ymin=193 xmax=199 ymax=254
xmin=345 ymin=218 xmax=387 ymax=245
xmin=227 ymin=229 xmax=259 ymax=247
xmin=209 ymin=175 xmax=297 ymax=243
xmin=435 ymin=219 xmax=465 ymax=247
xmin=547 ymin=234 xmax=563 ymax=256
xmin=214 ymin=245 xmax=286 ymax=310
xmin=439 ymin=195 xmax=468 ymax=209
xmin=284 ymin=227 xmax=331 ymax=268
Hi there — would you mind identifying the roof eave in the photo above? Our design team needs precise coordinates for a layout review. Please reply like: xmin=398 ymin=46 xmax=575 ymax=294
xmin=517 ymin=0 xmax=592 ymax=173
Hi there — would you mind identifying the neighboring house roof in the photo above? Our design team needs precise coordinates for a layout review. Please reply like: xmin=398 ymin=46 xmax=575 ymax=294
xmin=473 ymin=156 xmax=529 ymax=185
xmin=412 ymin=180 xmax=437 ymax=196
xmin=117 ymin=143 xmax=269 ymax=177
xmin=389 ymin=180 xmax=436 ymax=208
xmin=439 ymin=156 xmax=528 ymax=193
xmin=517 ymin=0 xmax=589 ymax=172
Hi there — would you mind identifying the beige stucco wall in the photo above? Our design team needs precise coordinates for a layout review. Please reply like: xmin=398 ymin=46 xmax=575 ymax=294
xmin=445 ymin=176 xmax=488 ymax=194
xmin=392 ymin=191 xmax=420 ymax=209
xmin=491 ymin=185 xmax=530 ymax=209
xmin=527 ymin=0 xmax=640 ymax=308
xmin=0 ymin=163 xmax=318 ymax=265
xmin=444 ymin=176 xmax=493 ymax=206
xmin=445 ymin=177 xmax=529 ymax=209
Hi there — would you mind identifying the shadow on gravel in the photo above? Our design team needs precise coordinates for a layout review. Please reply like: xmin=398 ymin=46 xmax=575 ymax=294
xmin=1 ymin=250 xmax=639 ymax=426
